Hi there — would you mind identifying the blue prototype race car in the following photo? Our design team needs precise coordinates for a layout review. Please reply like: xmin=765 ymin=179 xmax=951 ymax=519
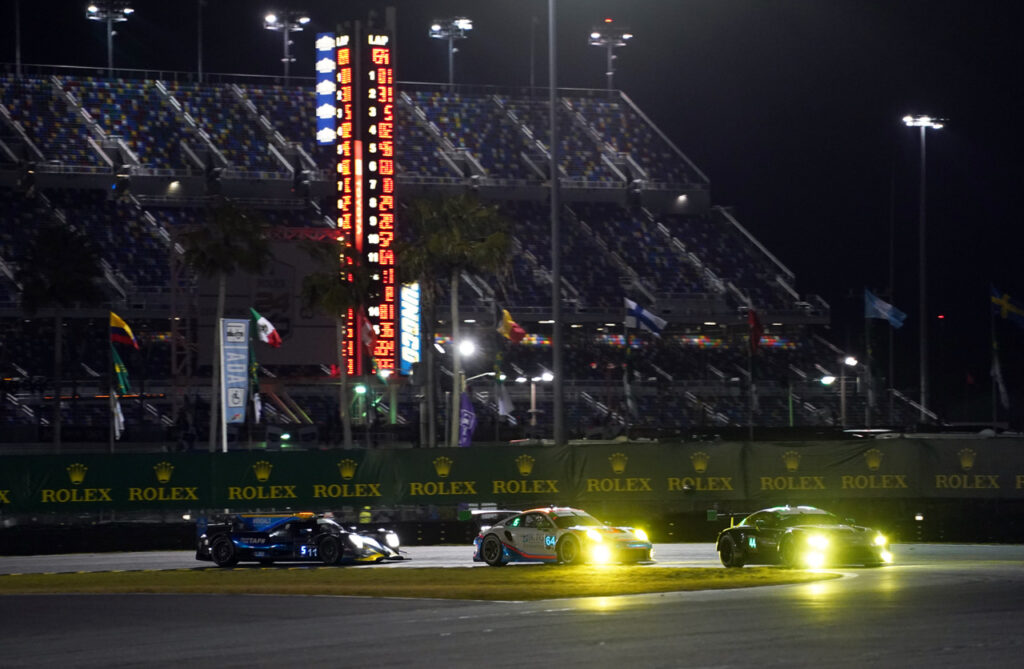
xmin=196 ymin=512 xmax=404 ymax=567
xmin=473 ymin=507 xmax=654 ymax=566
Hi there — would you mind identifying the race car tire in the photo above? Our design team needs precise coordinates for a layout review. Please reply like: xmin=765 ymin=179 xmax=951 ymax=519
xmin=557 ymin=535 xmax=582 ymax=565
xmin=481 ymin=535 xmax=506 ymax=567
xmin=780 ymin=537 xmax=800 ymax=568
xmin=319 ymin=535 xmax=343 ymax=565
xmin=718 ymin=535 xmax=745 ymax=568
xmin=210 ymin=536 xmax=239 ymax=567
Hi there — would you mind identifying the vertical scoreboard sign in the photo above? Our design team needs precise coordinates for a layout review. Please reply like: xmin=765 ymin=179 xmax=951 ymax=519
xmin=320 ymin=25 xmax=417 ymax=379
xmin=333 ymin=34 xmax=360 ymax=376
xmin=362 ymin=32 xmax=397 ymax=375
xmin=314 ymin=33 xmax=337 ymax=144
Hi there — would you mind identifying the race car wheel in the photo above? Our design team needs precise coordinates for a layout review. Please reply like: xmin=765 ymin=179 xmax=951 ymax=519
xmin=481 ymin=535 xmax=506 ymax=567
xmin=210 ymin=536 xmax=238 ymax=567
xmin=780 ymin=537 xmax=800 ymax=568
xmin=319 ymin=535 xmax=343 ymax=565
xmin=557 ymin=535 xmax=582 ymax=565
xmin=718 ymin=535 xmax=745 ymax=568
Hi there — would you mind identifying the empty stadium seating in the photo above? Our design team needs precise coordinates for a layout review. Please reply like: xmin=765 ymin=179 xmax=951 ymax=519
xmin=3 ymin=70 xmax=915 ymax=448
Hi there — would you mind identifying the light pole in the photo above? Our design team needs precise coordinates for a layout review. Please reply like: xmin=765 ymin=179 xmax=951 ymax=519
xmin=588 ymin=18 xmax=633 ymax=91
xmin=429 ymin=17 xmax=472 ymax=86
xmin=839 ymin=355 xmax=858 ymax=428
xmin=517 ymin=371 xmax=553 ymax=429
xmin=903 ymin=114 xmax=944 ymax=422
xmin=264 ymin=11 xmax=310 ymax=82
xmin=85 ymin=1 xmax=134 ymax=78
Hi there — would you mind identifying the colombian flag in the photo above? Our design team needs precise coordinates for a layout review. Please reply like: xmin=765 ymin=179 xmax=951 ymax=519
xmin=110 ymin=311 xmax=139 ymax=349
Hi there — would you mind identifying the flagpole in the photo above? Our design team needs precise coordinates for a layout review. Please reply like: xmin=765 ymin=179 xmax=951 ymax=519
xmin=109 ymin=341 xmax=116 ymax=453
xmin=747 ymin=331 xmax=754 ymax=442
xmin=991 ymin=305 xmax=997 ymax=427
xmin=865 ymin=310 xmax=872 ymax=428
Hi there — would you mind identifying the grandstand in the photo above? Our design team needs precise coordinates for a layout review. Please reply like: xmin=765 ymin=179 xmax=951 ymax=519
xmin=0 ymin=66 xmax=925 ymax=449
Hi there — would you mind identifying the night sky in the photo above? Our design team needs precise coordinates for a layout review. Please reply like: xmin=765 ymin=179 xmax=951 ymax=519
xmin=8 ymin=1 xmax=1024 ymax=418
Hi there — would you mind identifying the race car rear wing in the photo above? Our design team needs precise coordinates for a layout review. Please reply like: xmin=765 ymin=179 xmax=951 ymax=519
xmin=705 ymin=510 xmax=752 ymax=527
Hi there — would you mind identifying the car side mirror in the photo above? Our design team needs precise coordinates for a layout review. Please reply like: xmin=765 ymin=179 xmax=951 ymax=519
xmin=754 ymin=520 xmax=766 ymax=529
xmin=845 ymin=518 xmax=856 ymax=525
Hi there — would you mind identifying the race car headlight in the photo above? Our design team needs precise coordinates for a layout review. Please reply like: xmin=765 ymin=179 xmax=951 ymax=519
xmin=806 ymin=534 xmax=830 ymax=550
xmin=873 ymin=534 xmax=888 ymax=547
xmin=586 ymin=529 xmax=604 ymax=542
xmin=384 ymin=532 xmax=400 ymax=549
xmin=347 ymin=534 xmax=364 ymax=549
xmin=633 ymin=528 xmax=649 ymax=542
xmin=590 ymin=544 xmax=612 ymax=564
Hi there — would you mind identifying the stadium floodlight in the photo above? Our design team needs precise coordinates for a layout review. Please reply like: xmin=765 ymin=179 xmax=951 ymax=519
xmin=429 ymin=17 xmax=473 ymax=85
xmin=263 ymin=10 xmax=311 ymax=82
xmin=903 ymin=113 xmax=945 ymax=422
xmin=588 ymin=18 xmax=633 ymax=91
xmin=84 ymin=1 xmax=134 ymax=78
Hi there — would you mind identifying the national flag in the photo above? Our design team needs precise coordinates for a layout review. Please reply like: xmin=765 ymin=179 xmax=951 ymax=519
xmin=111 ymin=344 xmax=131 ymax=395
xmin=113 ymin=391 xmax=125 ymax=441
xmin=110 ymin=311 xmax=139 ymax=349
xmin=865 ymin=289 xmax=907 ymax=328
xmin=624 ymin=298 xmax=666 ymax=336
xmin=253 ymin=392 xmax=263 ymax=424
xmin=991 ymin=286 xmax=1024 ymax=329
xmin=458 ymin=392 xmax=477 ymax=447
xmin=360 ymin=310 xmax=379 ymax=354
xmin=496 ymin=383 xmax=514 ymax=418
xmin=250 ymin=308 xmax=282 ymax=347
xmin=992 ymin=342 xmax=1010 ymax=409
xmin=497 ymin=308 xmax=526 ymax=343
xmin=748 ymin=308 xmax=764 ymax=354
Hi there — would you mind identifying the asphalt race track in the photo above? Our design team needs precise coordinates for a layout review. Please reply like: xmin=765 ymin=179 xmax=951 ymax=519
xmin=2 ymin=544 xmax=1023 ymax=667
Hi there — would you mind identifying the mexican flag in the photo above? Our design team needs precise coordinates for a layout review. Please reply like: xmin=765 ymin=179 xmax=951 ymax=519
xmin=250 ymin=308 xmax=282 ymax=348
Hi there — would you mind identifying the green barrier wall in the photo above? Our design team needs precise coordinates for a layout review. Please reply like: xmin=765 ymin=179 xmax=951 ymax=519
xmin=2 ymin=439 xmax=1024 ymax=513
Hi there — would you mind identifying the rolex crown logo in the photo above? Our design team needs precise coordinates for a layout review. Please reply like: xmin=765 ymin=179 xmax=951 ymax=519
xmin=433 ymin=456 xmax=453 ymax=479
xmin=609 ymin=452 xmax=628 ymax=475
xmin=66 ymin=463 xmax=88 ymax=485
xmin=958 ymin=448 xmax=977 ymax=472
xmin=515 ymin=454 xmax=536 ymax=477
xmin=337 ymin=459 xmax=358 ymax=481
xmin=864 ymin=448 xmax=884 ymax=472
xmin=153 ymin=461 xmax=174 ymax=484
xmin=252 ymin=460 xmax=273 ymax=483
xmin=782 ymin=450 xmax=801 ymax=473
xmin=690 ymin=451 xmax=710 ymax=474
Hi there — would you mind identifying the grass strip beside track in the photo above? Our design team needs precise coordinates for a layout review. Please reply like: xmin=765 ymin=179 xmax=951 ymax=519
xmin=0 ymin=566 xmax=838 ymax=600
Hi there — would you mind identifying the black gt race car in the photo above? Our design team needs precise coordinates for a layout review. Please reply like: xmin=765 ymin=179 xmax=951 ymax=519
xmin=196 ymin=512 xmax=405 ymax=567
xmin=715 ymin=505 xmax=893 ymax=569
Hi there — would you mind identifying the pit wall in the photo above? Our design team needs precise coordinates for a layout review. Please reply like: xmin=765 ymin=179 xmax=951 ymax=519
xmin=2 ymin=439 xmax=1022 ymax=514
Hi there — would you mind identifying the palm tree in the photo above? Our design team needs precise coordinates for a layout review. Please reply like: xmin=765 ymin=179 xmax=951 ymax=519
xmin=15 ymin=224 xmax=107 ymax=452
xmin=177 ymin=198 xmax=272 ymax=452
xmin=396 ymin=194 xmax=511 ymax=447
xmin=299 ymin=237 xmax=375 ymax=450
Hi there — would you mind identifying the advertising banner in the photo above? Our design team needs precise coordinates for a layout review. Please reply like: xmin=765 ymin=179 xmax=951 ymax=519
xmin=208 ymin=451 xmax=398 ymax=507
xmin=918 ymin=439 xmax=1024 ymax=499
xmin=393 ymin=446 xmax=573 ymax=505
xmin=743 ymin=441 xmax=923 ymax=501
xmin=573 ymin=442 xmax=746 ymax=504
xmin=2 ymin=440 xmax=1024 ymax=514
xmin=220 ymin=319 xmax=250 ymax=426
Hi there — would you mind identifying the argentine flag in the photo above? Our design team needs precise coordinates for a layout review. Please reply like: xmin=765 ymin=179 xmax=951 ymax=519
xmin=865 ymin=289 xmax=907 ymax=328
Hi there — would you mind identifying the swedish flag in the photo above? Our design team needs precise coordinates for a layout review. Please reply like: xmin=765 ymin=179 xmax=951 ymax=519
xmin=991 ymin=286 xmax=1024 ymax=329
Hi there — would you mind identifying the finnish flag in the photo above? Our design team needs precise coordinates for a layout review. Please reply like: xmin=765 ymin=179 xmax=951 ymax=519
xmin=624 ymin=298 xmax=667 ymax=336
